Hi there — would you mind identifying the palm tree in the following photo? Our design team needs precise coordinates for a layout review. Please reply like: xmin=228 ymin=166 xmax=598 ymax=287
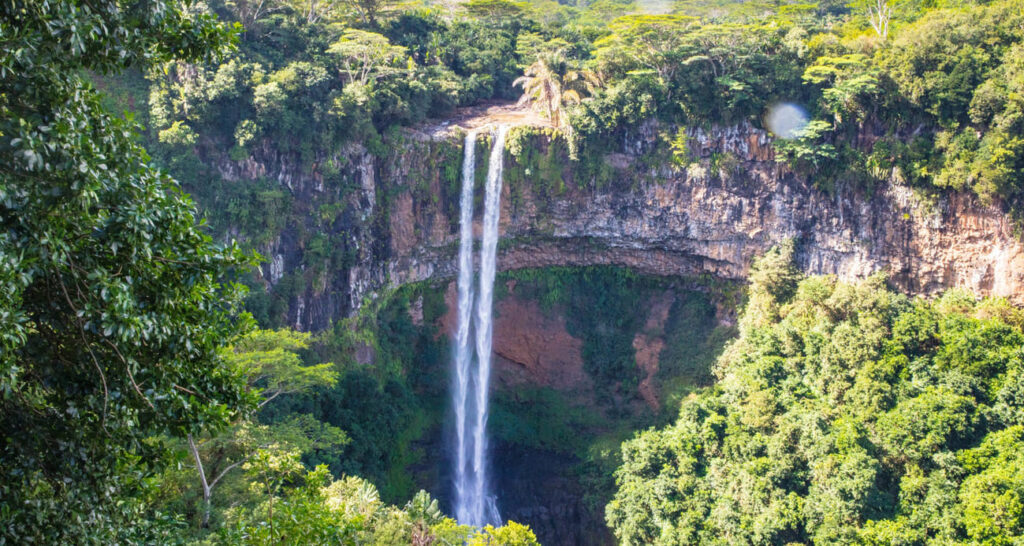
xmin=514 ymin=57 xmax=562 ymax=126
xmin=514 ymin=55 xmax=602 ymax=128
xmin=562 ymin=65 xmax=602 ymax=105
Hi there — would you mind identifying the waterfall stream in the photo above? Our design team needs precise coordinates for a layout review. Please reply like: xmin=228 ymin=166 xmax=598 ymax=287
xmin=452 ymin=130 xmax=477 ymax=526
xmin=452 ymin=126 xmax=507 ymax=527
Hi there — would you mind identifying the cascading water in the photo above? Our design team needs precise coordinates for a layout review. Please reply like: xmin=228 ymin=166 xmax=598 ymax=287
xmin=471 ymin=125 xmax=507 ymax=526
xmin=452 ymin=130 xmax=478 ymax=526
xmin=452 ymin=126 xmax=508 ymax=528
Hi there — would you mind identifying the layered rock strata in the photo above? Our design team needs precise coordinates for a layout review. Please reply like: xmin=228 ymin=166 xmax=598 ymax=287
xmin=223 ymin=122 xmax=1024 ymax=330
xmin=352 ymin=124 xmax=1024 ymax=324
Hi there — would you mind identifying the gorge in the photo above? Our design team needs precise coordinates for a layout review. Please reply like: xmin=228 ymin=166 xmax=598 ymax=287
xmin=12 ymin=1 xmax=1024 ymax=543
xmin=205 ymin=117 xmax=1024 ymax=544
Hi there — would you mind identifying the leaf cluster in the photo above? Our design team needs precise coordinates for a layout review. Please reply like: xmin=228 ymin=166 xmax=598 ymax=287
xmin=0 ymin=1 xmax=258 ymax=541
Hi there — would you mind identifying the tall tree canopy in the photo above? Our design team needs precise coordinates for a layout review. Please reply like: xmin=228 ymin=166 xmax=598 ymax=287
xmin=0 ymin=1 xmax=257 ymax=541
xmin=607 ymin=247 xmax=1024 ymax=545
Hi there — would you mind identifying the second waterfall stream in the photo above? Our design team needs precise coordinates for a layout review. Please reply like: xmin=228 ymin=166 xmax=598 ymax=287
xmin=452 ymin=126 xmax=508 ymax=527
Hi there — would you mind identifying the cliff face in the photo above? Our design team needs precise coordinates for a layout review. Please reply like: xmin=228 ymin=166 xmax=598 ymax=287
xmin=228 ymin=121 xmax=1024 ymax=331
xmin=352 ymin=124 xmax=1024 ymax=318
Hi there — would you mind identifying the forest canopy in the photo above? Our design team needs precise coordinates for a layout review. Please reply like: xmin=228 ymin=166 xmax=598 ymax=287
xmin=139 ymin=0 xmax=1024 ymax=221
xmin=608 ymin=246 xmax=1024 ymax=544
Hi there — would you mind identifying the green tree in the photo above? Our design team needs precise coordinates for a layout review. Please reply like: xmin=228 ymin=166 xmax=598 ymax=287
xmin=328 ymin=29 xmax=409 ymax=87
xmin=288 ymin=0 xmax=341 ymax=24
xmin=849 ymin=0 xmax=905 ymax=38
xmin=225 ymin=0 xmax=284 ymax=34
xmin=513 ymin=54 xmax=601 ymax=129
xmin=186 ymin=329 xmax=342 ymax=528
xmin=958 ymin=427 xmax=1024 ymax=544
xmin=463 ymin=0 xmax=529 ymax=21
xmin=468 ymin=521 xmax=542 ymax=545
xmin=0 ymin=0 xmax=254 ymax=541
xmin=593 ymin=15 xmax=697 ymax=83
xmin=608 ymin=248 xmax=1024 ymax=545
xmin=338 ymin=0 xmax=392 ymax=27
xmin=213 ymin=461 xmax=541 ymax=545
xmin=803 ymin=54 xmax=881 ymax=124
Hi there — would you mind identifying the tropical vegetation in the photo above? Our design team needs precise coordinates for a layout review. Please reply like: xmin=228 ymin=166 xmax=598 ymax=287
xmin=0 ymin=0 xmax=538 ymax=542
xmin=608 ymin=245 xmax=1024 ymax=544
xmin=5 ymin=0 xmax=1024 ymax=543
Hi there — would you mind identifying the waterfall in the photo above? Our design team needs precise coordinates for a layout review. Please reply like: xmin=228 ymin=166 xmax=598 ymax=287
xmin=452 ymin=126 xmax=507 ymax=527
xmin=471 ymin=125 xmax=507 ymax=526
xmin=452 ymin=130 xmax=477 ymax=526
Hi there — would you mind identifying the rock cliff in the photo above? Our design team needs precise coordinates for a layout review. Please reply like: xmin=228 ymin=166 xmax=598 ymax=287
xmin=206 ymin=119 xmax=1024 ymax=545
xmin=216 ymin=119 xmax=1024 ymax=330
xmin=338 ymin=122 xmax=1024 ymax=330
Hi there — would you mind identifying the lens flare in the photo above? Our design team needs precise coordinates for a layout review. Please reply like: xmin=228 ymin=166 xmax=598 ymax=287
xmin=766 ymin=102 xmax=809 ymax=139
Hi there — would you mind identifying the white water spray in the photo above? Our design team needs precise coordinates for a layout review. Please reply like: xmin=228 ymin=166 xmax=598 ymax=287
xmin=452 ymin=126 xmax=507 ymax=527
xmin=452 ymin=130 xmax=477 ymax=526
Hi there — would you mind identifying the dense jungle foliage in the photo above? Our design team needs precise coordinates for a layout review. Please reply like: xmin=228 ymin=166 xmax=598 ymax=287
xmin=134 ymin=0 xmax=1024 ymax=232
xmin=0 ymin=1 xmax=255 ymax=542
xmin=5 ymin=0 xmax=1024 ymax=543
xmin=608 ymin=244 xmax=1024 ymax=544
xmin=0 ymin=0 xmax=540 ymax=543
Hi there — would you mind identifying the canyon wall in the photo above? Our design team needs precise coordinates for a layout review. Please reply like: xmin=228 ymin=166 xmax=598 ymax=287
xmin=204 ymin=121 xmax=1024 ymax=545
xmin=360 ymin=125 xmax=1024 ymax=322
xmin=227 ymin=122 xmax=1024 ymax=331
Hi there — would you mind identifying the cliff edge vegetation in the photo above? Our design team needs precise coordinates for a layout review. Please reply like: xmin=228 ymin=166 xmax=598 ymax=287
xmin=135 ymin=0 xmax=1024 ymax=231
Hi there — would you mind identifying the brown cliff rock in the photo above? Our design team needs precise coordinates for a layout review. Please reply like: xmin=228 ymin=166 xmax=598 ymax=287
xmin=438 ymin=282 xmax=589 ymax=393
xmin=361 ymin=124 xmax=1024 ymax=315
xmin=217 ymin=122 xmax=1024 ymax=331
xmin=632 ymin=291 xmax=676 ymax=411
